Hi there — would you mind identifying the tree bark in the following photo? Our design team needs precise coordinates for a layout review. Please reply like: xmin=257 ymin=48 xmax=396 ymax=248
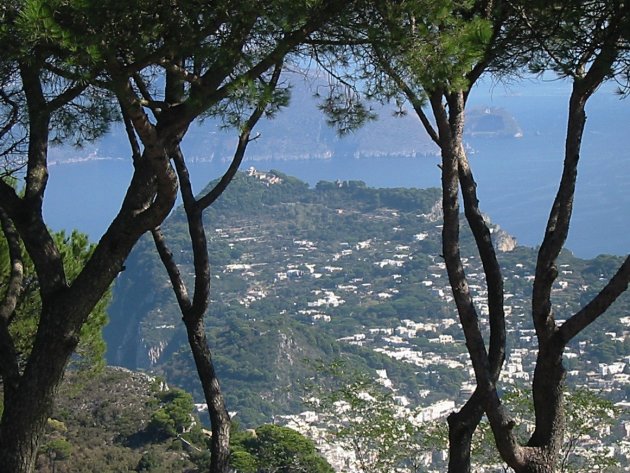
xmin=0 ymin=3 xmax=344 ymax=471
xmin=376 ymin=3 xmax=628 ymax=472
xmin=386 ymin=77 xmax=507 ymax=471
xmin=0 ymin=308 xmax=76 ymax=473
xmin=0 ymin=165 xmax=177 ymax=473
xmin=447 ymin=391 xmax=484 ymax=473
xmin=186 ymin=318 xmax=232 ymax=472
xmin=153 ymin=221 xmax=233 ymax=473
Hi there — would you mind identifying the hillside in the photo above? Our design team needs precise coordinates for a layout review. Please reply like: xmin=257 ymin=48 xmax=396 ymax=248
xmin=105 ymin=170 xmax=630 ymax=429
xmin=34 ymin=367 xmax=203 ymax=473
xmin=32 ymin=367 xmax=334 ymax=473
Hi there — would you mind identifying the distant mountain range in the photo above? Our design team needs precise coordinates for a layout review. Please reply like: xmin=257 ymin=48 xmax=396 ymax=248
xmin=48 ymin=72 xmax=527 ymax=166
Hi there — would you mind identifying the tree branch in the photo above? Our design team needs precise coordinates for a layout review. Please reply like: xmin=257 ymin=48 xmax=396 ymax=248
xmin=435 ymin=89 xmax=516 ymax=470
xmin=432 ymin=90 xmax=492 ymax=388
xmin=151 ymin=226 xmax=192 ymax=313
xmin=506 ymin=0 xmax=577 ymax=79
xmin=196 ymin=12 xmax=260 ymax=96
xmin=197 ymin=62 xmax=283 ymax=210
xmin=0 ymin=208 xmax=24 ymax=323
xmin=132 ymin=73 xmax=166 ymax=120
xmin=457 ymin=148 xmax=505 ymax=376
xmin=12 ymin=63 xmax=67 ymax=298
xmin=559 ymin=256 xmax=630 ymax=343
xmin=0 ymin=319 xmax=20 ymax=389
xmin=120 ymin=106 xmax=142 ymax=164
xmin=149 ymin=55 xmax=285 ymax=473
xmin=181 ymin=62 xmax=282 ymax=314
xmin=112 ymin=75 xmax=158 ymax=147
xmin=532 ymin=34 xmax=620 ymax=338
xmin=0 ymin=181 xmax=21 ymax=215
xmin=0 ymin=89 xmax=20 ymax=141
xmin=374 ymin=47 xmax=440 ymax=145
xmin=46 ymin=82 xmax=88 ymax=112
xmin=159 ymin=60 xmax=201 ymax=87
xmin=465 ymin=0 xmax=508 ymax=91
xmin=19 ymin=62 xmax=50 ymax=205
xmin=191 ymin=0 xmax=348 ymax=119
xmin=166 ymin=145 xmax=211 ymax=317
xmin=0 ymin=207 xmax=23 ymax=386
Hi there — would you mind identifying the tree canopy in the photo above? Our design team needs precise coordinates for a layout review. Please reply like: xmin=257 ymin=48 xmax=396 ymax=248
xmin=1 ymin=1 xmax=629 ymax=472
xmin=0 ymin=1 xmax=355 ymax=471
xmin=231 ymin=423 xmax=334 ymax=473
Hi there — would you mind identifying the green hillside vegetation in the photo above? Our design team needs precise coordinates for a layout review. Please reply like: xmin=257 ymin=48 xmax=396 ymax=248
xmin=230 ymin=424 xmax=334 ymax=473
xmin=106 ymin=171 xmax=630 ymax=427
xmin=30 ymin=367 xmax=332 ymax=473
xmin=33 ymin=368 xmax=202 ymax=472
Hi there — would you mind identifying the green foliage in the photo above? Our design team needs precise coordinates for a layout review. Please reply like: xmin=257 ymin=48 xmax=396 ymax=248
xmin=0 ymin=228 xmax=109 ymax=374
xmin=61 ymin=231 xmax=110 ymax=373
xmin=514 ymin=0 xmax=628 ymax=80
xmin=46 ymin=418 xmax=67 ymax=433
xmin=32 ymin=368 xmax=203 ymax=472
xmin=400 ymin=1 xmax=494 ymax=92
xmin=1 ymin=3 xmax=118 ymax=153
xmin=148 ymin=388 xmax=195 ymax=440
xmin=229 ymin=448 xmax=258 ymax=473
xmin=109 ymin=169 xmax=629 ymax=436
xmin=312 ymin=0 xmax=499 ymax=133
xmin=11 ymin=0 xmax=343 ymax=140
xmin=42 ymin=437 xmax=73 ymax=461
xmin=559 ymin=389 xmax=621 ymax=473
xmin=136 ymin=449 xmax=161 ymax=472
xmin=230 ymin=423 xmax=334 ymax=473
xmin=318 ymin=88 xmax=377 ymax=136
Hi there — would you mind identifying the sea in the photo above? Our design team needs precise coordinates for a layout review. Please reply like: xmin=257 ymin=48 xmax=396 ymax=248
xmin=44 ymin=77 xmax=629 ymax=259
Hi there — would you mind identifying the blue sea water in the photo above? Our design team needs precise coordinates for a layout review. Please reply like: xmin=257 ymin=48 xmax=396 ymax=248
xmin=45 ymin=79 xmax=629 ymax=259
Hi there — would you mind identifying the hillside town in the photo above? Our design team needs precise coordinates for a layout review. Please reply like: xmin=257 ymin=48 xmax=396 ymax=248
xmin=190 ymin=170 xmax=630 ymax=471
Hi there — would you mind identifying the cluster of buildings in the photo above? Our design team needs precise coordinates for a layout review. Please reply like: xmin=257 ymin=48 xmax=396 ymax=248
xmin=196 ymin=171 xmax=629 ymax=471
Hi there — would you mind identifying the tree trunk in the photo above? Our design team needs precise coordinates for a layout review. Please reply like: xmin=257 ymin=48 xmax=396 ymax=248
xmin=447 ymin=393 xmax=484 ymax=473
xmin=529 ymin=346 xmax=565 ymax=452
xmin=151 ymin=70 xmax=282 ymax=471
xmin=185 ymin=318 xmax=231 ymax=473
xmin=512 ymin=449 xmax=557 ymax=473
xmin=0 ymin=411 xmax=40 ymax=473
xmin=429 ymin=90 xmax=507 ymax=473
xmin=0 ymin=140 xmax=177 ymax=473
xmin=0 ymin=307 xmax=77 ymax=472
xmin=494 ymin=342 xmax=567 ymax=473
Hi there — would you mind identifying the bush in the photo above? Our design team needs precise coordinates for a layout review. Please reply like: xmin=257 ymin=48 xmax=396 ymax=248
xmin=147 ymin=388 xmax=195 ymax=439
